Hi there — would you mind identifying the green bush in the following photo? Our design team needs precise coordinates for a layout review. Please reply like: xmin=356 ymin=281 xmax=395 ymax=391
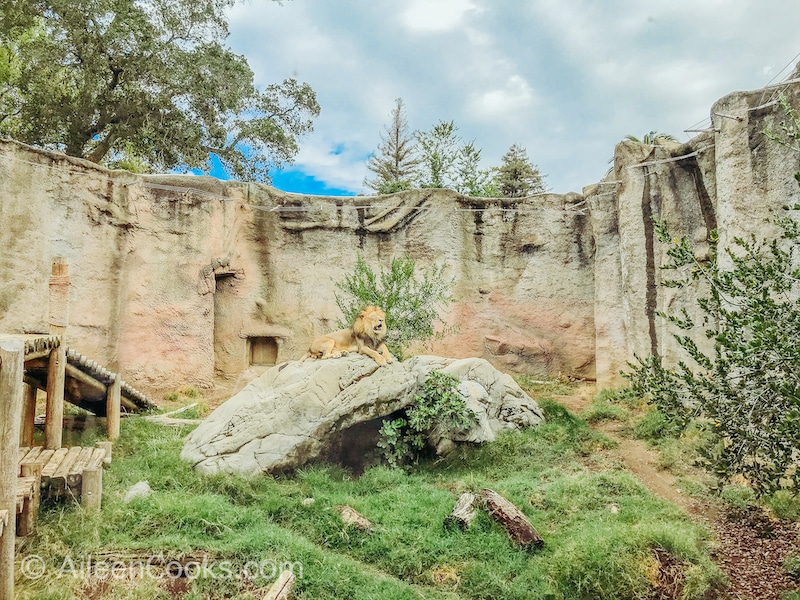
xmin=378 ymin=370 xmax=477 ymax=466
xmin=625 ymin=213 xmax=800 ymax=495
xmin=335 ymin=254 xmax=454 ymax=358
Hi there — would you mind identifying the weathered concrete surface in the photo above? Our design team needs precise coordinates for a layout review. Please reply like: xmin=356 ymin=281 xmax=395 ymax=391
xmin=181 ymin=354 xmax=544 ymax=474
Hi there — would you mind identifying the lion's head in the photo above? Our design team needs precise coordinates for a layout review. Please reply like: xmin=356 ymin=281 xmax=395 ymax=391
xmin=352 ymin=306 xmax=387 ymax=342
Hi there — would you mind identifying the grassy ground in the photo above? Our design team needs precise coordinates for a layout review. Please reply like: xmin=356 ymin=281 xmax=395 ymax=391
xmin=15 ymin=384 xmax=724 ymax=600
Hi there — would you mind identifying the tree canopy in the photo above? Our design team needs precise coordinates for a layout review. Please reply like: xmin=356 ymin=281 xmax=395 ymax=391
xmin=0 ymin=0 xmax=319 ymax=182
xmin=496 ymin=143 xmax=547 ymax=197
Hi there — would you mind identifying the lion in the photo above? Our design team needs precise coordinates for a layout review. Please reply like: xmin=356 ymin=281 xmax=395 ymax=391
xmin=302 ymin=306 xmax=395 ymax=366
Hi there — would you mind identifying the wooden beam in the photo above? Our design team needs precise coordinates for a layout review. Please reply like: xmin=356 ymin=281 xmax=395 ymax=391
xmin=0 ymin=337 xmax=24 ymax=600
xmin=65 ymin=363 xmax=106 ymax=394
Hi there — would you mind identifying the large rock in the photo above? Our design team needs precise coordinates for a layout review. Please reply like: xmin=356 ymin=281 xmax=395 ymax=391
xmin=181 ymin=355 xmax=544 ymax=474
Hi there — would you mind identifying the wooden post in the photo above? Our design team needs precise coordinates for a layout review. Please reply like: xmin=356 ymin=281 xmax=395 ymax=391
xmin=17 ymin=463 xmax=42 ymax=537
xmin=45 ymin=257 xmax=69 ymax=450
xmin=0 ymin=338 xmax=25 ymax=600
xmin=106 ymin=375 xmax=121 ymax=441
xmin=20 ymin=383 xmax=37 ymax=447
xmin=81 ymin=467 xmax=102 ymax=512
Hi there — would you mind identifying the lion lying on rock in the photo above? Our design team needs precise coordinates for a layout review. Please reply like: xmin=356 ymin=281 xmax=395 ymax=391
xmin=302 ymin=306 xmax=395 ymax=366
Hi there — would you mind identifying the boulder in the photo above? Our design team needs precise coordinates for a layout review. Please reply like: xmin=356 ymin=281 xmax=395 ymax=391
xmin=181 ymin=354 xmax=544 ymax=474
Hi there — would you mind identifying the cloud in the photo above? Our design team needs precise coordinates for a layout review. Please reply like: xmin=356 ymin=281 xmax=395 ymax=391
xmin=468 ymin=74 xmax=537 ymax=119
xmin=400 ymin=0 xmax=482 ymax=33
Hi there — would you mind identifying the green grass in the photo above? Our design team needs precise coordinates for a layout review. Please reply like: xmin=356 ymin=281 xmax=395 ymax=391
xmin=16 ymin=399 xmax=723 ymax=599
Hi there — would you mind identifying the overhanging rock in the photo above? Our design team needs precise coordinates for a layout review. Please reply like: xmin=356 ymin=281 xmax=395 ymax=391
xmin=181 ymin=354 xmax=545 ymax=474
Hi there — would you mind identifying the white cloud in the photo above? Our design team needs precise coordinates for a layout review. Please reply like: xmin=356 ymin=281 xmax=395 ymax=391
xmin=468 ymin=74 xmax=537 ymax=119
xmin=400 ymin=0 xmax=482 ymax=33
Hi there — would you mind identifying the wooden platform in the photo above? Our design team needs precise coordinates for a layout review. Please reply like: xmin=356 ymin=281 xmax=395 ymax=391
xmin=19 ymin=445 xmax=107 ymax=501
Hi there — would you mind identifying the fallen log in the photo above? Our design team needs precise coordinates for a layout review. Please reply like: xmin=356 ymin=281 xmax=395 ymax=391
xmin=264 ymin=570 xmax=295 ymax=600
xmin=479 ymin=488 xmax=544 ymax=549
xmin=444 ymin=492 xmax=478 ymax=531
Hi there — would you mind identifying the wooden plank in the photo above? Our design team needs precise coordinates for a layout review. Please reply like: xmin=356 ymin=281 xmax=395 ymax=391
xmin=20 ymin=446 xmax=43 ymax=467
xmin=66 ymin=447 xmax=94 ymax=491
xmin=87 ymin=447 xmax=107 ymax=471
xmin=18 ymin=447 xmax=30 ymax=463
xmin=0 ymin=337 xmax=24 ymax=600
xmin=15 ymin=477 xmax=36 ymax=513
xmin=49 ymin=447 xmax=82 ymax=497
xmin=41 ymin=447 xmax=69 ymax=490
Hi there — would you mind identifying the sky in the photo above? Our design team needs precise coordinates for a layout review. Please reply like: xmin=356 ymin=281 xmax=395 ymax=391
xmin=220 ymin=1 xmax=800 ymax=196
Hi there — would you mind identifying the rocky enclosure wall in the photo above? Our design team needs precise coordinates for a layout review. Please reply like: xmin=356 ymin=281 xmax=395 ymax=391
xmin=1 ymin=81 xmax=798 ymax=395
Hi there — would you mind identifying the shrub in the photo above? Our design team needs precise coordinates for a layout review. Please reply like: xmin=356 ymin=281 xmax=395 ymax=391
xmin=335 ymin=254 xmax=454 ymax=358
xmin=378 ymin=370 xmax=477 ymax=467
xmin=625 ymin=214 xmax=800 ymax=496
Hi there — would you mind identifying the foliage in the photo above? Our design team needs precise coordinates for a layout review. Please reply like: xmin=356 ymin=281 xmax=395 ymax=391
xmin=415 ymin=119 xmax=461 ymax=189
xmin=364 ymin=98 xmax=420 ymax=193
xmin=0 ymin=0 xmax=319 ymax=182
xmin=334 ymin=254 xmax=454 ymax=358
xmin=18 ymin=404 xmax=723 ymax=600
xmin=377 ymin=370 xmax=477 ymax=467
xmin=624 ymin=215 xmax=800 ymax=496
xmin=625 ymin=131 xmax=678 ymax=146
xmin=496 ymin=143 xmax=547 ymax=197
xmin=455 ymin=141 xmax=496 ymax=197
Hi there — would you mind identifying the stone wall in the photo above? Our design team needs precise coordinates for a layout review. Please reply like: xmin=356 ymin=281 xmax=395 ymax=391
xmin=0 ymin=79 xmax=798 ymax=396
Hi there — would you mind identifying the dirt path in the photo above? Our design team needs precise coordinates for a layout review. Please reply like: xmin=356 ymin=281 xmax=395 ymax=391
xmin=552 ymin=386 xmax=798 ymax=600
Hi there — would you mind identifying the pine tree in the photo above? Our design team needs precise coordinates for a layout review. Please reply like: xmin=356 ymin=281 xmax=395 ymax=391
xmin=365 ymin=98 xmax=420 ymax=194
xmin=496 ymin=144 xmax=547 ymax=197
xmin=455 ymin=141 xmax=494 ymax=197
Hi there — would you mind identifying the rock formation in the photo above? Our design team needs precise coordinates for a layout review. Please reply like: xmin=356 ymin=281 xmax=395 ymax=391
xmin=0 ymin=75 xmax=798 ymax=394
xmin=180 ymin=354 xmax=544 ymax=474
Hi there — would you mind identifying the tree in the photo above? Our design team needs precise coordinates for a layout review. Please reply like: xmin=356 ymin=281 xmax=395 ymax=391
xmin=364 ymin=98 xmax=420 ymax=194
xmin=334 ymin=255 xmax=454 ymax=359
xmin=455 ymin=141 xmax=495 ymax=197
xmin=415 ymin=120 xmax=461 ymax=189
xmin=496 ymin=143 xmax=547 ymax=197
xmin=0 ymin=0 xmax=319 ymax=182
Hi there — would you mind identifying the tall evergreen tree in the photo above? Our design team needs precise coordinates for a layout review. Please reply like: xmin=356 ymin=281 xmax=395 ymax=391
xmin=364 ymin=98 xmax=419 ymax=194
xmin=496 ymin=144 xmax=547 ymax=197
xmin=0 ymin=0 xmax=319 ymax=182
xmin=455 ymin=141 xmax=494 ymax=197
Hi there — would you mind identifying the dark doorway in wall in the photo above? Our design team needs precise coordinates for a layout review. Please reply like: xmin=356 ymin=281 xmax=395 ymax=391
xmin=249 ymin=336 xmax=278 ymax=366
